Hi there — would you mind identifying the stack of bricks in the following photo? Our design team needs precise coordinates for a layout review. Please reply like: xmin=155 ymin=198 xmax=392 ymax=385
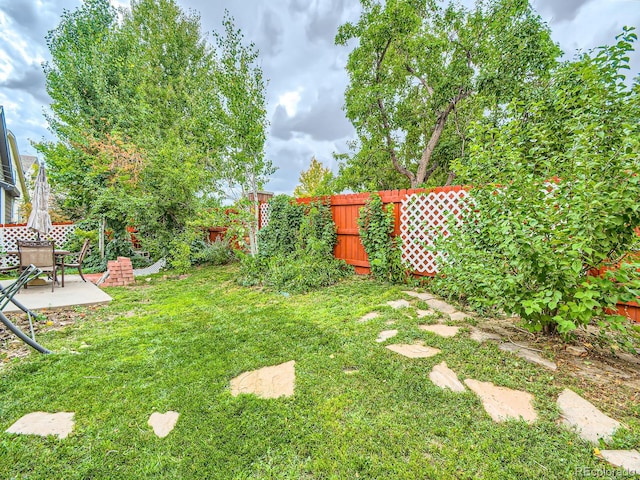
xmin=101 ymin=257 xmax=135 ymax=287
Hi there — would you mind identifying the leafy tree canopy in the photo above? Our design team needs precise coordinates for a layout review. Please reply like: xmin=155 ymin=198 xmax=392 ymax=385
xmin=37 ymin=0 xmax=271 ymax=264
xmin=335 ymin=0 xmax=560 ymax=191
xmin=293 ymin=157 xmax=335 ymax=198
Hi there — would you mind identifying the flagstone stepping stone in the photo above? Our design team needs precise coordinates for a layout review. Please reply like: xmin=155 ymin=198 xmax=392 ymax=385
xmin=565 ymin=345 xmax=587 ymax=357
xmin=557 ymin=388 xmax=621 ymax=444
xmin=449 ymin=311 xmax=471 ymax=321
xmin=387 ymin=299 xmax=411 ymax=309
xmin=386 ymin=344 xmax=441 ymax=358
xmin=469 ymin=328 xmax=501 ymax=343
xmin=429 ymin=362 xmax=465 ymax=392
xmin=424 ymin=298 xmax=458 ymax=315
xmin=416 ymin=309 xmax=436 ymax=318
xmin=402 ymin=291 xmax=435 ymax=301
xmin=464 ymin=379 xmax=537 ymax=423
xmin=343 ymin=367 xmax=359 ymax=374
xmin=600 ymin=450 xmax=640 ymax=474
xmin=358 ymin=311 xmax=379 ymax=323
xmin=419 ymin=324 xmax=460 ymax=338
xmin=148 ymin=411 xmax=179 ymax=438
xmin=230 ymin=360 xmax=296 ymax=399
xmin=499 ymin=342 xmax=557 ymax=371
xmin=6 ymin=412 xmax=75 ymax=439
xmin=376 ymin=329 xmax=398 ymax=342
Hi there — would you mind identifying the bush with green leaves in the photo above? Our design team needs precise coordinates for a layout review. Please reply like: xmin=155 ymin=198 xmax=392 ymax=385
xmin=239 ymin=196 xmax=352 ymax=293
xmin=434 ymin=29 xmax=640 ymax=344
xmin=190 ymin=238 xmax=234 ymax=266
xmin=257 ymin=195 xmax=304 ymax=257
xmin=357 ymin=193 xmax=405 ymax=283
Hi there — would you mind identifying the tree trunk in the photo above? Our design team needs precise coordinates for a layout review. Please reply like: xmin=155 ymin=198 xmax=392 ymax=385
xmin=413 ymin=89 xmax=471 ymax=187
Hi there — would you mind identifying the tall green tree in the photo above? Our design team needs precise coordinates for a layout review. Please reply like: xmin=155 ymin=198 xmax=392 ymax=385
xmin=293 ymin=157 xmax=335 ymax=198
xmin=38 ymin=1 xmax=271 ymax=264
xmin=335 ymin=0 xmax=559 ymax=191
xmin=213 ymin=12 xmax=273 ymax=256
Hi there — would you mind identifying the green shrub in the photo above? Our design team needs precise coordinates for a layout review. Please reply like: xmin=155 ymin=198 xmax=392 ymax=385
xmin=239 ymin=197 xmax=352 ymax=292
xmin=258 ymin=195 xmax=304 ymax=257
xmin=434 ymin=31 xmax=640 ymax=345
xmin=357 ymin=193 xmax=405 ymax=283
xmin=191 ymin=238 xmax=234 ymax=266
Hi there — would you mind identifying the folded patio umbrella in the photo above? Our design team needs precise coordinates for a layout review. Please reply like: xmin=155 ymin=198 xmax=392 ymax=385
xmin=27 ymin=163 xmax=53 ymax=239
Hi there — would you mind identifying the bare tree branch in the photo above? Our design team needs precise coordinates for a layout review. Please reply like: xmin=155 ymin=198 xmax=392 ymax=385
xmin=415 ymin=88 xmax=472 ymax=186
xmin=405 ymin=64 xmax=434 ymax=96
xmin=376 ymin=98 xmax=416 ymax=185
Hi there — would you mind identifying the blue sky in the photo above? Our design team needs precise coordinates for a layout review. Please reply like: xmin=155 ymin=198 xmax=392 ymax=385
xmin=0 ymin=0 xmax=638 ymax=194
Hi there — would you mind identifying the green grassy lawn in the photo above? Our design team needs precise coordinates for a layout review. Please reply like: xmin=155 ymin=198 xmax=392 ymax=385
xmin=0 ymin=265 xmax=637 ymax=479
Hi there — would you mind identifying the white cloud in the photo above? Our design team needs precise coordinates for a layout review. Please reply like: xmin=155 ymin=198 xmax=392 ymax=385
xmin=0 ymin=0 xmax=638 ymax=195
xmin=278 ymin=89 xmax=302 ymax=116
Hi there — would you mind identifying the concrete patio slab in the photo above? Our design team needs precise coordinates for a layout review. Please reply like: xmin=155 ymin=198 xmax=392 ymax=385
xmin=557 ymin=388 xmax=621 ymax=444
xmin=0 ymin=274 xmax=112 ymax=312
xmin=6 ymin=411 xmax=74 ymax=439
xmin=230 ymin=360 xmax=296 ymax=399
xmin=148 ymin=411 xmax=179 ymax=438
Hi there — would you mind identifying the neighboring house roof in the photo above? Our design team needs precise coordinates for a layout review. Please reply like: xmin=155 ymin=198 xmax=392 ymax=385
xmin=0 ymin=105 xmax=20 ymax=198
xmin=20 ymin=154 xmax=37 ymax=176
xmin=8 ymin=133 xmax=30 ymax=205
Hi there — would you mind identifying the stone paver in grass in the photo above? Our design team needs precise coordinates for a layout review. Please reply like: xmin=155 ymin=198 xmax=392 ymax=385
xmin=343 ymin=367 xmax=359 ymax=375
xmin=424 ymin=298 xmax=458 ymax=315
xmin=387 ymin=299 xmax=411 ymax=309
xmin=499 ymin=343 xmax=557 ymax=371
xmin=429 ymin=362 xmax=466 ymax=392
xmin=358 ymin=311 xmax=380 ymax=323
xmin=148 ymin=411 xmax=180 ymax=438
xmin=464 ymin=379 xmax=537 ymax=423
xmin=416 ymin=309 xmax=436 ymax=318
xmin=402 ymin=291 xmax=435 ymax=301
xmin=600 ymin=450 xmax=640 ymax=474
xmin=469 ymin=328 xmax=501 ymax=343
xmin=386 ymin=343 xmax=441 ymax=358
xmin=230 ymin=361 xmax=296 ymax=399
xmin=449 ymin=311 xmax=471 ymax=321
xmin=376 ymin=329 xmax=398 ymax=342
xmin=419 ymin=324 xmax=460 ymax=338
xmin=6 ymin=412 xmax=74 ymax=439
xmin=557 ymin=388 xmax=621 ymax=444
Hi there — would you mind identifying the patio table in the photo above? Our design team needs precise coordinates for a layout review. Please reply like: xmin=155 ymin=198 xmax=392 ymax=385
xmin=5 ymin=250 xmax=70 ymax=288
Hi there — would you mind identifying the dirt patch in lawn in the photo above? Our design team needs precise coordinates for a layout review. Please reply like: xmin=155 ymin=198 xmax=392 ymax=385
xmin=475 ymin=315 xmax=640 ymax=419
xmin=0 ymin=306 xmax=103 ymax=363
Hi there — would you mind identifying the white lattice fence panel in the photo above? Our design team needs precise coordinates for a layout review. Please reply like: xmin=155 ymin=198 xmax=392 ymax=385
xmin=0 ymin=223 xmax=75 ymax=267
xmin=259 ymin=203 xmax=271 ymax=228
xmin=400 ymin=190 xmax=468 ymax=274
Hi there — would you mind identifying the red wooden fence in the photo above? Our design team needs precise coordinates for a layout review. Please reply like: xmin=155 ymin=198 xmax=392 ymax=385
xmin=227 ymin=188 xmax=640 ymax=323
xmin=297 ymin=186 xmax=464 ymax=274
